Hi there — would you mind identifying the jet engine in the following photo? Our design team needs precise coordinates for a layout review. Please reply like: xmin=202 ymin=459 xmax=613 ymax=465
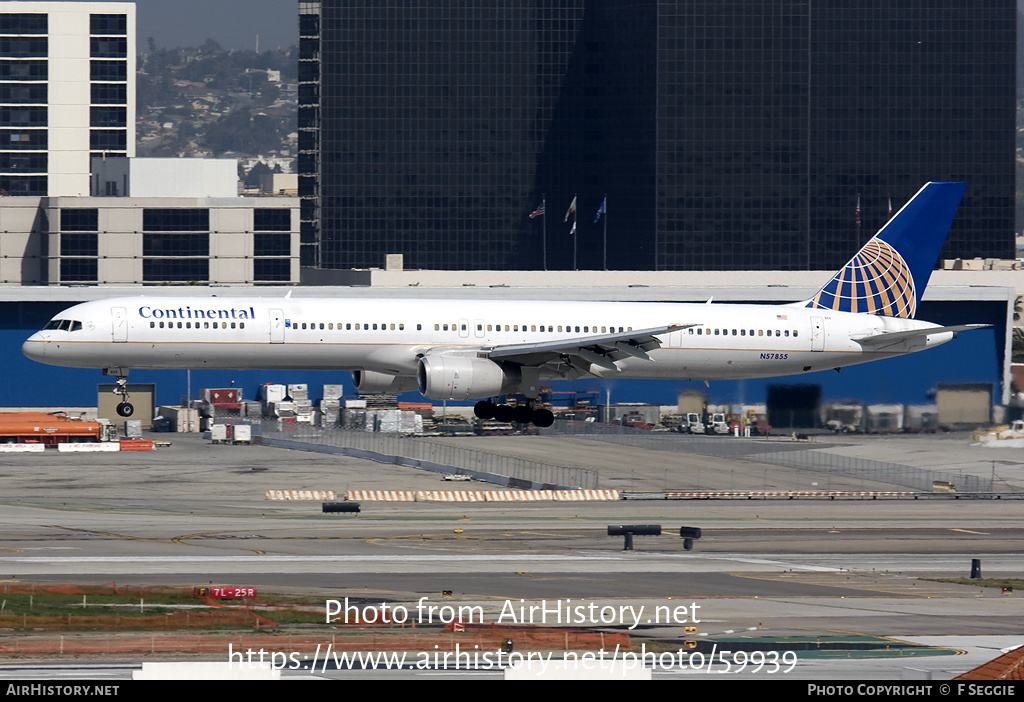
xmin=351 ymin=370 xmax=419 ymax=395
xmin=417 ymin=354 xmax=521 ymax=401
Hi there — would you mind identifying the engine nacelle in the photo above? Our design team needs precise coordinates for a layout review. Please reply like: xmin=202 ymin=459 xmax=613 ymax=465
xmin=351 ymin=370 xmax=419 ymax=395
xmin=417 ymin=355 xmax=520 ymax=401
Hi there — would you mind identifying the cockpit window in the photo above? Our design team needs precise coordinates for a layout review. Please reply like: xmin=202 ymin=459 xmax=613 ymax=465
xmin=41 ymin=319 xmax=82 ymax=332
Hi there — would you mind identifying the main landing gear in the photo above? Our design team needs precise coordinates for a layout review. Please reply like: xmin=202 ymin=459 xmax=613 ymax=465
xmin=473 ymin=399 xmax=554 ymax=428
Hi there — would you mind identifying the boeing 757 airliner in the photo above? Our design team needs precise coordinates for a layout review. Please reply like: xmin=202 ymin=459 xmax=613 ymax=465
xmin=23 ymin=182 xmax=985 ymax=427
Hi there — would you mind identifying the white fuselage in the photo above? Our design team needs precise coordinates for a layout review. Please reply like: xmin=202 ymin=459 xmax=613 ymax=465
xmin=22 ymin=296 xmax=955 ymax=387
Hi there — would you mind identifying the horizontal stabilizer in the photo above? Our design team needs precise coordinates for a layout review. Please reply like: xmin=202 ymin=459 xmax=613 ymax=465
xmin=852 ymin=324 xmax=989 ymax=348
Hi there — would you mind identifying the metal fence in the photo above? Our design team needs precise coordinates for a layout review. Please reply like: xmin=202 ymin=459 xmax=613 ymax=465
xmin=256 ymin=419 xmax=994 ymax=494
xmin=539 ymin=421 xmax=995 ymax=493
xmin=259 ymin=421 xmax=599 ymax=490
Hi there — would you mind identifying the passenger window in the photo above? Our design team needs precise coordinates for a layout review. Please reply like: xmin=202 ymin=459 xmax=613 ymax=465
xmin=793 ymin=330 xmax=798 ymax=337
xmin=150 ymin=322 xmax=155 ymax=328
xmin=785 ymin=330 xmax=790 ymax=337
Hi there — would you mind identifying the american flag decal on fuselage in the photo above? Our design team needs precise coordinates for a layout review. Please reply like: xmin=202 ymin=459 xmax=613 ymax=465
xmin=807 ymin=238 xmax=916 ymax=318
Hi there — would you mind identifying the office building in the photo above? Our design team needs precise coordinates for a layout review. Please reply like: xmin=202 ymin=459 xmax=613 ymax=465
xmin=299 ymin=1 xmax=1015 ymax=272
xmin=0 ymin=1 xmax=135 ymax=197
xmin=0 ymin=193 xmax=299 ymax=286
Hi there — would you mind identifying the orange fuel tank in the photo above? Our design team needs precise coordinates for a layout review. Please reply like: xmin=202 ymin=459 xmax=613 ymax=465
xmin=0 ymin=412 xmax=104 ymax=445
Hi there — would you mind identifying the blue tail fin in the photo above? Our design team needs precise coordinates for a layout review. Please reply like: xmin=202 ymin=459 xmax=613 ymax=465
xmin=805 ymin=181 xmax=966 ymax=318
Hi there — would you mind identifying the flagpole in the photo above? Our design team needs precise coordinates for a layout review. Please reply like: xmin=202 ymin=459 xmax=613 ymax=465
xmin=542 ymin=194 xmax=547 ymax=270
xmin=573 ymin=203 xmax=578 ymax=271
xmin=602 ymin=194 xmax=607 ymax=271
xmin=564 ymin=193 xmax=577 ymax=272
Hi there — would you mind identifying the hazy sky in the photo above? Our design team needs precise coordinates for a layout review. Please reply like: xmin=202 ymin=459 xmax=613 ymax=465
xmin=130 ymin=0 xmax=297 ymax=50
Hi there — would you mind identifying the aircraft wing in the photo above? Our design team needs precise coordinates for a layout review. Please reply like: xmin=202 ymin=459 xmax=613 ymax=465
xmin=484 ymin=323 xmax=693 ymax=371
xmin=851 ymin=324 xmax=989 ymax=349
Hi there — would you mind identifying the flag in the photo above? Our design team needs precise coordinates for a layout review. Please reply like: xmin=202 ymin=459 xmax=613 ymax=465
xmin=569 ymin=221 xmax=576 ymax=236
xmin=888 ymin=196 xmax=893 ymax=219
xmin=563 ymin=196 xmax=577 ymax=222
xmin=529 ymin=202 xmax=545 ymax=219
xmin=593 ymin=197 xmax=606 ymax=224
xmin=855 ymin=195 xmax=861 ymax=229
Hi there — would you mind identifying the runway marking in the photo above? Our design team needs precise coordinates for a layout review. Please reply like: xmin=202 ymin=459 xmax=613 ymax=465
xmin=0 ymin=554 xmax=657 ymax=564
xmin=950 ymin=528 xmax=989 ymax=535
xmin=728 ymin=572 xmax=948 ymax=597
xmin=701 ymin=555 xmax=842 ymax=572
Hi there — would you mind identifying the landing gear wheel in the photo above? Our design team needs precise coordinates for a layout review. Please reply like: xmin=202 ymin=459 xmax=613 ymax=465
xmin=474 ymin=400 xmax=496 ymax=420
xmin=513 ymin=405 xmax=533 ymax=424
xmin=493 ymin=404 xmax=515 ymax=423
xmin=532 ymin=408 xmax=554 ymax=428
xmin=116 ymin=402 xmax=134 ymax=417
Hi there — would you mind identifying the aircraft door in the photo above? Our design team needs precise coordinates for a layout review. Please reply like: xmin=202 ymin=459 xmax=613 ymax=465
xmin=811 ymin=316 xmax=824 ymax=352
xmin=111 ymin=307 xmax=127 ymax=342
xmin=474 ymin=319 xmax=485 ymax=339
xmin=458 ymin=318 xmax=470 ymax=339
xmin=270 ymin=308 xmax=285 ymax=343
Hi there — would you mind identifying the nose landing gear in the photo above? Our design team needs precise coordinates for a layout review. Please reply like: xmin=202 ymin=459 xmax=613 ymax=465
xmin=114 ymin=377 xmax=133 ymax=417
xmin=104 ymin=368 xmax=134 ymax=417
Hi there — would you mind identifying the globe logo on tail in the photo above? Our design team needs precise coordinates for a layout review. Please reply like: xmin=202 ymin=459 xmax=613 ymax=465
xmin=809 ymin=238 xmax=917 ymax=318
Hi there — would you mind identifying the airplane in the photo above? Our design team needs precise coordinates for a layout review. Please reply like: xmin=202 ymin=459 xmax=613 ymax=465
xmin=23 ymin=181 xmax=986 ymax=427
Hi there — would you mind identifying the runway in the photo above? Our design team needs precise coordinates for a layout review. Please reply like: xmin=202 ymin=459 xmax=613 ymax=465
xmin=0 ymin=431 xmax=1020 ymax=680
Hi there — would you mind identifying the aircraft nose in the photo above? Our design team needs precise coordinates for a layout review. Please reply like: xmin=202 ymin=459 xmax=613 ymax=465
xmin=22 ymin=333 xmax=46 ymax=362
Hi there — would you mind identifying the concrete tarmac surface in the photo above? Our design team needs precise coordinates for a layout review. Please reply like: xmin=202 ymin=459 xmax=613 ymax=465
xmin=0 ymin=430 xmax=1020 ymax=681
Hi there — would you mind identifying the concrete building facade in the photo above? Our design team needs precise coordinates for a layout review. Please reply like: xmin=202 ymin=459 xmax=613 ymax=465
xmin=0 ymin=195 xmax=299 ymax=286
xmin=0 ymin=1 xmax=136 ymax=197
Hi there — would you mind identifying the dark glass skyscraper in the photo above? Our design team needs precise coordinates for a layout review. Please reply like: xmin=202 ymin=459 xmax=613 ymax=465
xmin=299 ymin=1 xmax=1015 ymax=272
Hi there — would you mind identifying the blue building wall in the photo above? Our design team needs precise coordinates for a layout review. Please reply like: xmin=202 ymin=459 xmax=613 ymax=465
xmin=2 ymin=298 xmax=1006 ymax=410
